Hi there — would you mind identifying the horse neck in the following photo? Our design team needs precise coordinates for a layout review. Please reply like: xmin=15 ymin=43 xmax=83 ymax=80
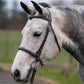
xmin=51 ymin=8 xmax=84 ymax=66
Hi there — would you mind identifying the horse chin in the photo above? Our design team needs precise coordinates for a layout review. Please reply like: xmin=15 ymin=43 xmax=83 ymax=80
xmin=22 ymin=68 xmax=35 ymax=84
xmin=13 ymin=76 xmax=28 ymax=83
xmin=13 ymin=75 xmax=28 ymax=83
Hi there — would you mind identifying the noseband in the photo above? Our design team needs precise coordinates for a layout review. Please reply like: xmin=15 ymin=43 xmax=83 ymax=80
xmin=18 ymin=8 xmax=61 ymax=84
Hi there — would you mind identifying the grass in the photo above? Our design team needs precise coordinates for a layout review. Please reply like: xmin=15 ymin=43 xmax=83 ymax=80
xmin=0 ymin=30 xmax=81 ymax=84
xmin=51 ymin=49 xmax=77 ymax=67
xmin=37 ymin=68 xmax=81 ymax=84
xmin=0 ymin=30 xmax=21 ymax=62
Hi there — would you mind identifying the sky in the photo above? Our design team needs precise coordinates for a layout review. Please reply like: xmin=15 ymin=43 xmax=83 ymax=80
xmin=6 ymin=0 xmax=74 ymax=10
xmin=6 ymin=0 xmax=51 ymax=10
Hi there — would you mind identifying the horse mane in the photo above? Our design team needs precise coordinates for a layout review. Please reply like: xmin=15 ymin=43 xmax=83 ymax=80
xmin=58 ymin=5 xmax=84 ymax=55
xmin=39 ymin=3 xmax=51 ymax=8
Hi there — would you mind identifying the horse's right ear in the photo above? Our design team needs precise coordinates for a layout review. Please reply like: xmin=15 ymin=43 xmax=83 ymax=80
xmin=31 ymin=1 xmax=43 ymax=15
xmin=31 ymin=1 xmax=49 ymax=16
xmin=20 ymin=2 xmax=32 ymax=15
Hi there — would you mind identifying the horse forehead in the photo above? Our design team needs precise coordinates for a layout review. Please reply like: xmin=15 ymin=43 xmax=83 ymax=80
xmin=30 ymin=19 xmax=46 ymax=25
xmin=23 ymin=19 xmax=47 ymax=32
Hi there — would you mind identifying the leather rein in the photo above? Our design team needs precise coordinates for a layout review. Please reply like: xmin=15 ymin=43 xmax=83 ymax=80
xmin=18 ymin=8 xmax=61 ymax=84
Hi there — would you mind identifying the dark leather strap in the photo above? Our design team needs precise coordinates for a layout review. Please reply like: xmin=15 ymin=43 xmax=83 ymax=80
xmin=18 ymin=8 xmax=61 ymax=67
xmin=30 ymin=69 xmax=37 ymax=84
xmin=29 ymin=8 xmax=61 ymax=52
xmin=47 ymin=8 xmax=61 ymax=51
xmin=18 ymin=8 xmax=61 ymax=84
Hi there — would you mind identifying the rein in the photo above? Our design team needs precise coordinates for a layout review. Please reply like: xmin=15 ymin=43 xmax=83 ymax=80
xmin=18 ymin=8 xmax=61 ymax=84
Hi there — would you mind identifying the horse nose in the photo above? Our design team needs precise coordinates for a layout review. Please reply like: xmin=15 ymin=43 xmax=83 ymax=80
xmin=14 ymin=69 xmax=20 ymax=79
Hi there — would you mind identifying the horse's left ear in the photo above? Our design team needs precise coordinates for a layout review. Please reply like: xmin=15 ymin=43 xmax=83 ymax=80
xmin=31 ymin=1 xmax=43 ymax=14
xmin=31 ymin=1 xmax=48 ymax=15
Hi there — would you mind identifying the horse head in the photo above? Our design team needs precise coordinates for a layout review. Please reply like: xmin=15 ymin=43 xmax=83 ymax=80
xmin=11 ymin=2 xmax=84 ymax=84
xmin=11 ymin=1 xmax=62 ymax=84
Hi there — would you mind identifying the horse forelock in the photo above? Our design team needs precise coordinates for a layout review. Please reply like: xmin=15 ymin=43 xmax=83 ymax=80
xmin=39 ymin=2 xmax=51 ymax=8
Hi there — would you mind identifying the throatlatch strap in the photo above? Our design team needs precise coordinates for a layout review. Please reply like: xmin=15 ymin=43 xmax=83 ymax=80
xmin=47 ymin=8 xmax=61 ymax=52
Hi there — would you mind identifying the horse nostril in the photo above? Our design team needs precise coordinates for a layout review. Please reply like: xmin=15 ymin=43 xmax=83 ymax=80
xmin=14 ymin=69 xmax=20 ymax=78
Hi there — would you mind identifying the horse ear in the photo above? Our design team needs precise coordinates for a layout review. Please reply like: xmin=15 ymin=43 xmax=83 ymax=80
xmin=20 ymin=2 xmax=32 ymax=15
xmin=31 ymin=1 xmax=43 ymax=15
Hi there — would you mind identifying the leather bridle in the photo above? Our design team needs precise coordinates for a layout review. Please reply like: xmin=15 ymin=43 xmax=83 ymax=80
xmin=18 ymin=8 xmax=61 ymax=84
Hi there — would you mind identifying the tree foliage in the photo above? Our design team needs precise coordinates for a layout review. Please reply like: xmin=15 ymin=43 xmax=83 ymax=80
xmin=12 ymin=0 xmax=18 ymax=18
xmin=0 ymin=0 xmax=6 ymax=14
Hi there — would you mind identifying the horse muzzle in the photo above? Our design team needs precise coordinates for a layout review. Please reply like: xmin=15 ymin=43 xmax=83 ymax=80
xmin=11 ymin=69 xmax=27 ymax=83
xmin=11 ymin=68 xmax=37 ymax=84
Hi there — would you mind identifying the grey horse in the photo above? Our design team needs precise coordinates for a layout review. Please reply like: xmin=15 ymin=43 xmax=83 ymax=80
xmin=11 ymin=1 xmax=84 ymax=84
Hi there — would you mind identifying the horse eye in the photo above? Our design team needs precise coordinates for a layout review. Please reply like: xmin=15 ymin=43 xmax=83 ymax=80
xmin=33 ymin=31 xmax=42 ymax=37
